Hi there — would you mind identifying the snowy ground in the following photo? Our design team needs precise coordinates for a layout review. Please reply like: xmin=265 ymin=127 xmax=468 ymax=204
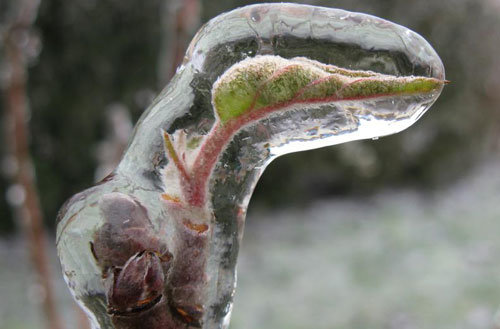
xmin=1 ymin=157 xmax=500 ymax=329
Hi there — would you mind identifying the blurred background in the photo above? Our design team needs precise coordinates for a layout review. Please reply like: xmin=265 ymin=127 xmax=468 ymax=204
xmin=1 ymin=0 xmax=500 ymax=328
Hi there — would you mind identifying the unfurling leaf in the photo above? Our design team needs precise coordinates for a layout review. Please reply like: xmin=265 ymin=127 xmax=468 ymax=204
xmin=213 ymin=55 xmax=444 ymax=123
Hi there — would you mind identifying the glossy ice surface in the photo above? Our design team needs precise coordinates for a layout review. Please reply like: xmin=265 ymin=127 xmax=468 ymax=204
xmin=56 ymin=3 xmax=444 ymax=329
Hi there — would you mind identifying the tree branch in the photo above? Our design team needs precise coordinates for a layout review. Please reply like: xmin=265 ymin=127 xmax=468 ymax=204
xmin=2 ymin=1 xmax=65 ymax=328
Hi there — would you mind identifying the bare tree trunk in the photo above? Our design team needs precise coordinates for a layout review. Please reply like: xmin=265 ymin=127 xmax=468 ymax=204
xmin=2 ymin=1 xmax=64 ymax=329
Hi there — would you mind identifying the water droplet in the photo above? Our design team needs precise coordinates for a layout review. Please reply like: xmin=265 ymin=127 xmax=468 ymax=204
xmin=250 ymin=9 xmax=261 ymax=22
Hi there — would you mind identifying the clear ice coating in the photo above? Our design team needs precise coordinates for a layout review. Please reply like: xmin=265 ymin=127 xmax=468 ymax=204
xmin=56 ymin=4 xmax=445 ymax=329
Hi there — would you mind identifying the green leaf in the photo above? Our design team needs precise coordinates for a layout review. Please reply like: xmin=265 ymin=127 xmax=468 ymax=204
xmin=212 ymin=56 xmax=444 ymax=123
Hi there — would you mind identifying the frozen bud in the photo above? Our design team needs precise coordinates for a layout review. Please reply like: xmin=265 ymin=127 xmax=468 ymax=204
xmin=108 ymin=251 xmax=165 ymax=315
xmin=92 ymin=193 xmax=170 ymax=269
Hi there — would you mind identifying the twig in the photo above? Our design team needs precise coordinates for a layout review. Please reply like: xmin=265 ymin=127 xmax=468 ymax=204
xmin=2 ymin=1 xmax=64 ymax=329
xmin=158 ymin=0 xmax=201 ymax=85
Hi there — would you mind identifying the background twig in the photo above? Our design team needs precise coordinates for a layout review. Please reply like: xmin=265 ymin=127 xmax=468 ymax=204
xmin=158 ymin=0 xmax=201 ymax=85
xmin=1 ymin=1 xmax=64 ymax=328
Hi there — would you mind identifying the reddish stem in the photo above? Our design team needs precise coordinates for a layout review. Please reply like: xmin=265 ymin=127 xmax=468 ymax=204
xmin=184 ymin=84 xmax=443 ymax=207
xmin=187 ymin=122 xmax=235 ymax=207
